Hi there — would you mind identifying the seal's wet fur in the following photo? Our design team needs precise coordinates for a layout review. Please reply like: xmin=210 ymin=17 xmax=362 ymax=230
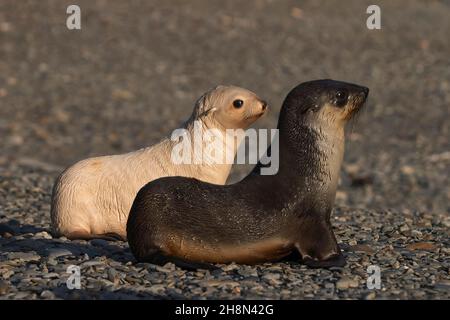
xmin=127 ymin=80 xmax=369 ymax=270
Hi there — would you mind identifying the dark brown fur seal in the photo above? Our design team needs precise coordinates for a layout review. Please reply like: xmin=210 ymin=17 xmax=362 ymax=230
xmin=127 ymin=79 xmax=369 ymax=269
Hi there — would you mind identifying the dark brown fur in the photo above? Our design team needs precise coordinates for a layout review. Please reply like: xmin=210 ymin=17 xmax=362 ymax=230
xmin=127 ymin=79 xmax=369 ymax=269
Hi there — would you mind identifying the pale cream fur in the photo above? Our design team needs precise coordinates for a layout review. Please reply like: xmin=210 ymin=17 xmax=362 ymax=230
xmin=51 ymin=85 xmax=267 ymax=240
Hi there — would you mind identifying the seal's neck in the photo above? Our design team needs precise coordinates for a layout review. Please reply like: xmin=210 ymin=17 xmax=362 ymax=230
xmin=184 ymin=117 xmax=242 ymax=163
xmin=276 ymin=120 xmax=345 ymax=211
xmin=171 ymin=117 xmax=243 ymax=184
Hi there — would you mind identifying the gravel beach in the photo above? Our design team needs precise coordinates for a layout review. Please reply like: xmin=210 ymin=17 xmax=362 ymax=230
xmin=0 ymin=0 xmax=449 ymax=299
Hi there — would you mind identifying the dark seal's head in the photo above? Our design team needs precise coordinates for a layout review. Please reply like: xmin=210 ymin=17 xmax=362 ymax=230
xmin=278 ymin=79 xmax=369 ymax=133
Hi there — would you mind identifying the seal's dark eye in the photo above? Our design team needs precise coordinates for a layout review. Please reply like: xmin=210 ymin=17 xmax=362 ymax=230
xmin=335 ymin=91 xmax=348 ymax=107
xmin=233 ymin=99 xmax=244 ymax=108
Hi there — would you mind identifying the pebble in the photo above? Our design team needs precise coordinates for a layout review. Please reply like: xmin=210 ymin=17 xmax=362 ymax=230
xmin=34 ymin=231 xmax=52 ymax=239
xmin=262 ymin=273 xmax=282 ymax=286
xmin=14 ymin=292 xmax=29 ymax=299
xmin=399 ymin=224 xmax=410 ymax=233
xmin=81 ymin=260 xmax=105 ymax=267
xmin=336 ymin=277 xmax=359 ymax=290
xmin=411 ymin=230 xmax=423 ymax=238
xmin=40 ymin=290 xmax=56 ymax=299
xmin=365 ymin=292 xmax=377 ymax=300
xmin=406 ymin=242 xmax=437 ymax=251
xmin=434 ymin=280 xmax=450 ymax=291
xmin=7 ymin=251 xmax=41 ymax=262
xmin=107 ymin=268 xmax=120 ymax=285
xmin=201 ymin=280 xmax=240 ymax=287
xmin=42 ymin=272 xmax=59 ymax=279
xmin=238 ymin=266 xmax=258 ymax=277
xmin=47 ymin=248 xmax=73 ymax=259
xmin=148 ymin=284 xmax=166 ymax=295
xmin=324 ymin=283 xmax=335 ymax=289
xmin=46 ymin=258 xmax=58 ymax=266
xmin=221 ymin=263 xmax=239 ymax=272
xmin=144 ymin=264 xmax=174 ymax=273
xmin=349 ymin=244 xmax=375 ymax=254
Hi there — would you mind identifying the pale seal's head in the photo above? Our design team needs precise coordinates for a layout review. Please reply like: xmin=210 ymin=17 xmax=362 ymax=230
xmin=192 ymin=85 xmax=268 ymax=129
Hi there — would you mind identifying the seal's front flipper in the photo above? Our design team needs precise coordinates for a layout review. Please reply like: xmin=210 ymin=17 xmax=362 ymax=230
xmin=295 ymin=215 xmax=346 ymax=268
xmin=142 ymin=251 xmax=219 ymax=271
xmin=302 ymin=253 xmax=346 ymax=268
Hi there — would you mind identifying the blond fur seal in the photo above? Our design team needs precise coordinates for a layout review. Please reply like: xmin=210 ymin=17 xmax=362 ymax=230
xmin=51 ymin=85 xmax=267 ymax=240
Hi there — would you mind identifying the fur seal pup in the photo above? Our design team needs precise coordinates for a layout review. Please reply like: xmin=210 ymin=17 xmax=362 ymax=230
xmin=127 ymin=79 xmax=369 ymax=269
xmin=51 ymin=85 xmax=268 ymax=240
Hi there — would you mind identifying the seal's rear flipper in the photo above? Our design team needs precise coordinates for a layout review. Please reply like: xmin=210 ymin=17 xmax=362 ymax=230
xmin=295 ymin=216 xmax=345 ymax=268
xmin=302 ymin=253 xmax=346 ymax=268
xmin=101 ymin=232 xmax=126 ymax=241
xmin=65 ymin=230 xmax=125 ymax=241
xmin=141 ymin=251 xmax=219 ymax=271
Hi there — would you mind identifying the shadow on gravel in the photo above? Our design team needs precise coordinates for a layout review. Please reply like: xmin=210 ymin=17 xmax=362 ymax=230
xmin=0 ymin=220 xmax=46 ymax=235
xmin=50 ymin=286 xmax=175 ymax=300
xmin=0 ymin=224 xmax=133 ymax=264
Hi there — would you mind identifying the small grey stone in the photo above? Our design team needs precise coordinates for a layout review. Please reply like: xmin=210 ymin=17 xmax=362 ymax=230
xmin=200 ymin=280 xmax=240 ymax=287
xmin=148 ymin=284 xmax=166 ymax=295
xmin=434 ymin=280 xmax=450 ymax=291
xmin=324 ymin=283 xmax=335 ymax=289
xmin=46 ymin=258 xmax=58 ymax=266
xmin=47 ymin=248 xmax=73 ymax=259
xmin=7 ymin=251 xmax=41 ymax=262
xmin=34 ymin=231 xmax=52 ymax=239
xmin=261 ymin=273 xmax=282 ymax=286
xmin=382 ymin=226 xmax=394 ymax=233
xmin=81 ymin=260 xmax=105 ymax=267
xmin=365 ymin=292 xmax=376 ymax=300
xmin=411 ymin=230 xmax=423 ymax=238
xmin=107 ymin=268 xmax=120 ymax=284
xmin=336 ymin=277 xmax=359 ymax=290
xmin=221 ymin=263 xmax=239 ymax=272
xmin=42 ymin=272 xmax=59 ymax=279
xmin=14 ymin=292 xmax=29 ymax=299
xmin=399 ymin=224 xmax=410 ymax=233
xmin=151 ymin=264 xmax=175 ymax=273
xmin=40 ymin=290 xmax=56 ymax=299
xmin=237 ymin=266 xmax=258 ymax=277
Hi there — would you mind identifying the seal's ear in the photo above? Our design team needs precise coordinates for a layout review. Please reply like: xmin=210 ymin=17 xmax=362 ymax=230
xmin=192 ymin=91 xmax=210 ymax=119
xmin=192 ymin=85 xmax=226 ymax=119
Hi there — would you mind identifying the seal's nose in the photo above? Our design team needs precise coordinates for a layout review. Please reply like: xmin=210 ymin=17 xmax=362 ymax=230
xmin=356 ymin=87 xmax=369 ymax=103
xmin=261 ymin=100 xmax=268 ymax=111
xmin=362 ymin=87 xmax=369 ymax=98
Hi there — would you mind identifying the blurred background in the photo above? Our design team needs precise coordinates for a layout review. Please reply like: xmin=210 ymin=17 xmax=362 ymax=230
xmin=0 ymin=0 xmax=449 ymax=213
